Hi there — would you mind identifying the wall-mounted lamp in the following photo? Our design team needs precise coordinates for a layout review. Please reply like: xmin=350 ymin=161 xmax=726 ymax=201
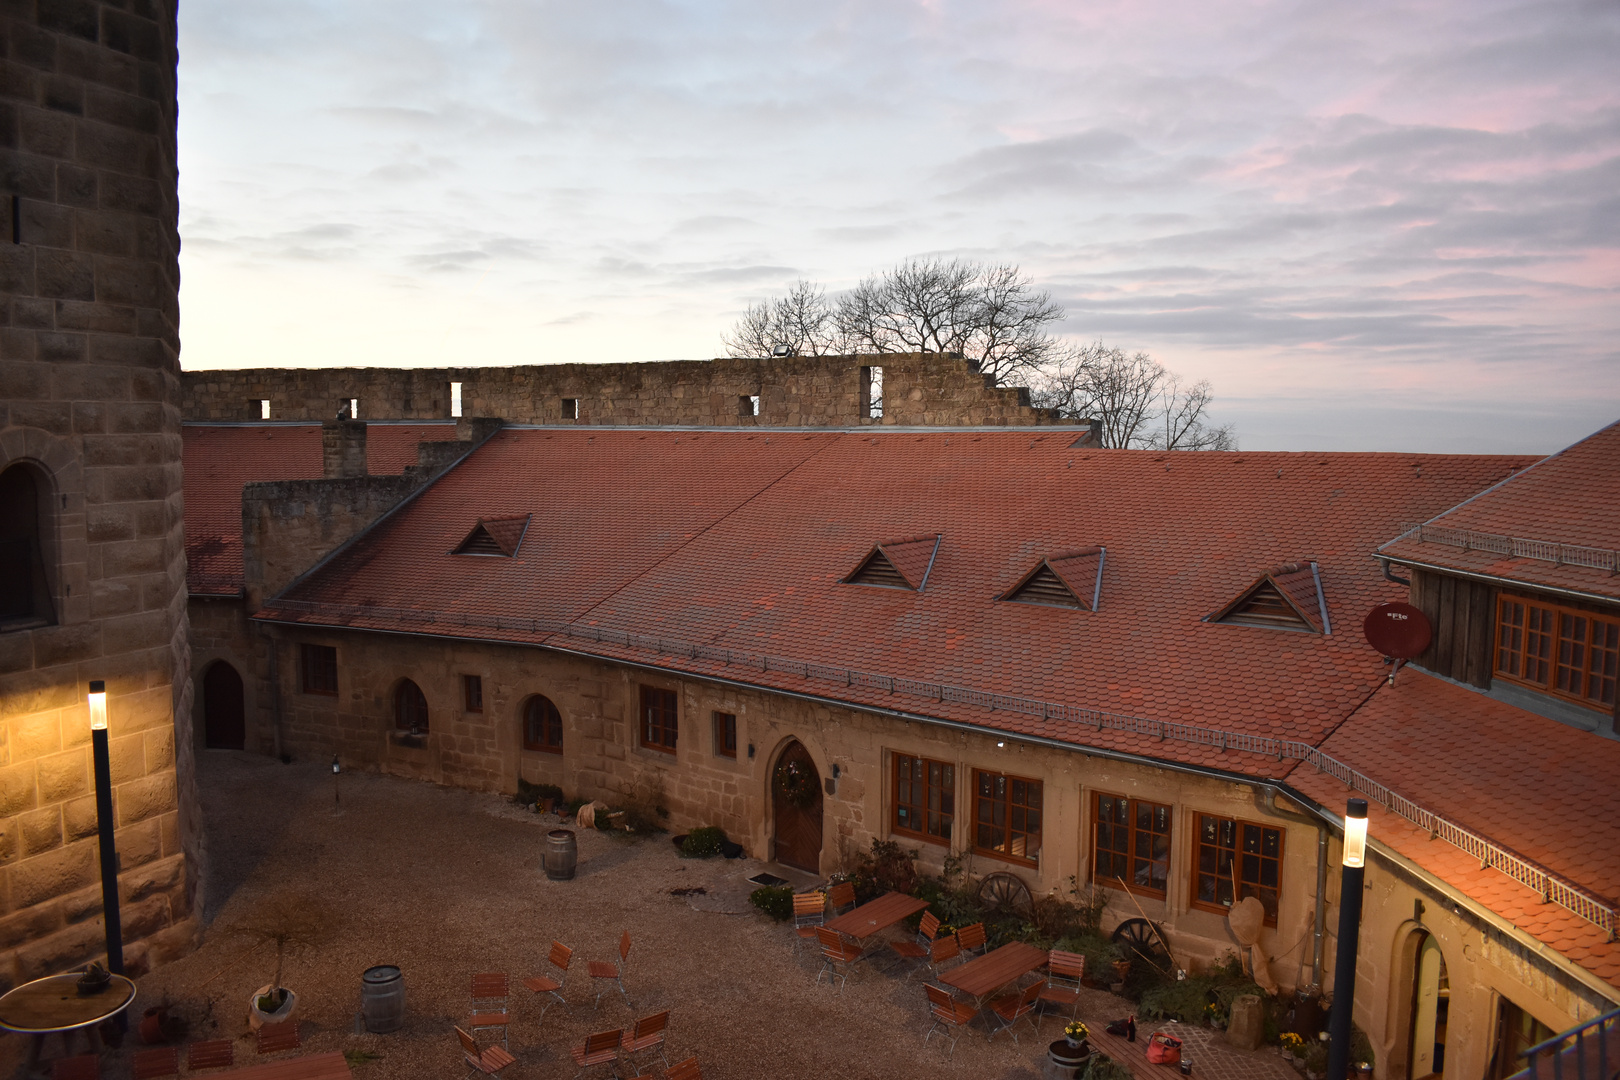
xmin=87 ymin=681 xmax=123 ymax=974
xmin=996 ymin=740 xmax=1005 ymax=748
xmin=747 ymin=743 xmax=755 ymax=760
xmin=832 ymin=764 xmax=840 ymax=779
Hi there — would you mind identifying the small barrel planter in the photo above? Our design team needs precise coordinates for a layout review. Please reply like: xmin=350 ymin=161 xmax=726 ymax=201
xmin=361 ymin=965 xmax=405 ymax=1033
xmin=545 ymin=829 xmax=578 ymax=880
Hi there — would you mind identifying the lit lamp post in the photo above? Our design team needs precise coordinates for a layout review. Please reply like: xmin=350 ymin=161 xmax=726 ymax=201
xmin=332 ymin=755 xmax=341 ymax=814
xmin=87 ymin=680 xmax=124 ymax=975
xmin=1326 ymin=797 xmax=1369 ymax=1080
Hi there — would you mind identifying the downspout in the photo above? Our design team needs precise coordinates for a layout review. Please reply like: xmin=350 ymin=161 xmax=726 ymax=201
xmin=264 ymin=627 xmax=282 ymax=760
xmin=1258 ymin=788 xmax=1329 ymax=988
xmin=1377 ymin=556 xmax=1411 ymax=588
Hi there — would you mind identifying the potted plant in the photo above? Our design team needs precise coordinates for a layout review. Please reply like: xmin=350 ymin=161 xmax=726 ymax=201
xmin=225 ymin=892 xmax=328 ymax=1030
xmin=1278 ymin=1032 xmax=1305 ymax=1066
xmin=1065 ymin=1019 xmax=1091 ymax=1050
xmin=1302 ymin=1035 xmax=1329 ymax=1080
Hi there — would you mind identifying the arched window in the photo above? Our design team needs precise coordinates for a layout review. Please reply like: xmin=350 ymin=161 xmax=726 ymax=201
xmin=522 ymin=695 xmax=563 ymax=754
xmin=395 ymin=679 xmax=429 ymax=733
xmin=0 ymin=463 xmax=55 ymax=630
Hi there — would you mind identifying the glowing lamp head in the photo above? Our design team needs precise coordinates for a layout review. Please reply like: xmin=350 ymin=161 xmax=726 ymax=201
xmin=332 ymin=755 xmax=341 ymax=775
xmin=87 ymin=680 xmax=107 ymax=731
xmin=1343 ymin=797 xmax=1369 ymax=868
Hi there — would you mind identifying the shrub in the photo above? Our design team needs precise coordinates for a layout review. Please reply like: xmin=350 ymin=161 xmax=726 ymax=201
xmin=515 ymin=779 xmax=566 ymax=807
xmin=749 ymin=886 xmax=793 ymax=921
xmin=681 ymin=826 xmax=728 ymax=858
xmin=1082 ymin=1055 xmax=1134 ymax=1080
xmin=852 ymin=838 xmax=920 ymax=896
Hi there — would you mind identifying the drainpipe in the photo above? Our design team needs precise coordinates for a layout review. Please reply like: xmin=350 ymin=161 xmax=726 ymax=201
xmin=264 ymin=629 xmax=283 ymax=760
xmin=1258 ymin=789 xmax=1329 ymax=988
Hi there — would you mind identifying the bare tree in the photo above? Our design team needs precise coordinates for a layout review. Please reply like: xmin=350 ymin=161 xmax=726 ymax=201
xmin=1029 ymin=342 xmax=1236 ymax=450
xmin=720 ymin=279 xmax=844 ymax=357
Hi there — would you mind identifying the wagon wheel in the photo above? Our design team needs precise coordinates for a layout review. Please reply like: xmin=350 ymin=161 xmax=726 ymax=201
xmin=1111 ymin=917 xmax=1173 ymax=976
xmin=977 ymin=871 xmax=1034 ymax=917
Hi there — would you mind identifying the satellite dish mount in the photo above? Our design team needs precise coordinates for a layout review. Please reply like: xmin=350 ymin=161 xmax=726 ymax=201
xmin=1362 ymin=602 xmax=1433 ymax=686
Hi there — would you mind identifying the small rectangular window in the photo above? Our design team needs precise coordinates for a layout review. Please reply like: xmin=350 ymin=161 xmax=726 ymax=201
xmin=260 ymin=399 xmax=271 ymax=420
xmin=862 ymin=366 xmax=883 ymax=419
xmin=640 ymin=685 xmax=678 ymax=754
xmin=450 ymin=381 xmax=463 ymax=418
xmin=1192 ymin=813 xmax=1283 ymax=926
xmin=1093 ymin=792 xmax=1171 ymax=898
xmin=349 ymin=398 xmax=359 ymax=419
xmin=299 ymin=643 xmax=337 ymax=695
xmin=893 ymin=754 xmax=954 ymax=845
xmin=562 ymin=398 xmax=578 ymax=420
xmin=463 ymin=674 xmax=483 ymax=712
xmin=713 ymin=711 xmax=737 ymax=758
xmin=739 ymin=395 xmax=758 ymax=417
xmin=973 ymin=769 xmax=1041 ymax=865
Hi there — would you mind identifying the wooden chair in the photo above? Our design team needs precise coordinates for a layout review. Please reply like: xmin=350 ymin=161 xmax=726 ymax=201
xmin=923 ymin=983 xmax=979 ymax=1058
xmin=621 ymin=1009 xmax=670 ymax=1071
xmin=570 ymin=1028 xmax=622 ymax=1079
xmin=1037 ymin=949 xmax=1087 ymax=1031
xmin=814 ymin=925 xmax=863 ymax=990
xmin=889 ymin=910 xmax=940 ymax=969
xmin=660 ymin=1058 xmax=703 ymax=1080
xmin=132 ymin=1046 xmax=179 ymax=1080
xmin=826 ymin=881 xmax=857 ymax=916
xmin=456 ymin=1025 xmax=516 ymax=1078
xmin=522 ymin=940 xmax=574 ymax=1023
xmin=925 ymin=933 xmax=962 ymax=980
xmin=256 ymin=1019 xmax=301 ymax=1054
xmin=791 ymin=890 xmax=826 ymax=955
xmin=988 ymin=980 xmax=1042 ymax=1043
xmin=470 ymin=973 xmax=512 ymax=1047
xmin=51 ymin=1056 xmax=98 ymax=1080
xmin=589 ymin=931 xmax=632 ymax=1009
xmin=956 ymin=921 xmax=988 ymax=956
xmin=186 ymin=1040 xmax=234 ymax=1072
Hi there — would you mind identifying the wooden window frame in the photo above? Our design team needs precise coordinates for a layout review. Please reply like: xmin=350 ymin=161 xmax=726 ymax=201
xmin=1494 ymin=592 xmax=1618 ymax=712
xmin=463 ymin=674 xmax=483 ymax=713
xmin=1091 ymin=792 xmax=1172 ymax=900
xmin=1191 ymin=813 xmax=1283 ymax=927
xmin=713 ymin=712 xmax=737 ymax=759
xmin=300 ymin=643 xmax=338 ymax=696
xmin=639 ymin=685 xmax=678 ymax=754
xmin=522 ymin=694 xmax=563 ymax=754
xmin=972 ymin=769 xmax=1042 ymax=867
xmin=891 ymin=754 xmax=955 ymax=846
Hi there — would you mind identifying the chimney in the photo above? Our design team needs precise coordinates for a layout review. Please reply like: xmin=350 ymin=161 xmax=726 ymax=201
xmin=322 ymin=419 xmax=368 ymax=478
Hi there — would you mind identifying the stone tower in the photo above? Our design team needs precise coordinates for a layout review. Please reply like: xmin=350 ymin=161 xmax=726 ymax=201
xmin=0 ymin=0 xmax=198 ymax=982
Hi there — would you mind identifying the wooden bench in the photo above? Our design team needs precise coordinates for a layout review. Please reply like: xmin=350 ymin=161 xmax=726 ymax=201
xmin=187 ymin=1039 xmax=235 ymax=1072
xmin=208 ymin=1051 xmax=353 ymax=1079
xmin=132 ymin=1046 xmax=179 ymax=1079
xmin=256 ymin=1021 xmax=301 ymax=1055
xmin=1084 ymin=1027 xmax=1177 ymax=1080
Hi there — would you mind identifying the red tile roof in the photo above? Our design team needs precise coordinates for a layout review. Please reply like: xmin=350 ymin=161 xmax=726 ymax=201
xmin=182 ymin=423 xmax=454 ymax=594
xmin=1379 ymin=419 xmax=1620 ymax=601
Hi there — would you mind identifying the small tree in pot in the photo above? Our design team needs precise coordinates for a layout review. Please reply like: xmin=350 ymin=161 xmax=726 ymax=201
xmin=225 ymin=890 xmax=329 ymax=1029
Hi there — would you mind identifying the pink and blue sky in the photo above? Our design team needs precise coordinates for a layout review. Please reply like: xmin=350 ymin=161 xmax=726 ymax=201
xmin=177 ymin=0 xmax=1620 ymax=451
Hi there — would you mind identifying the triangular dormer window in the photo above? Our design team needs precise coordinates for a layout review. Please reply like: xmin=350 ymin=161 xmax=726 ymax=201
xmin=843 ymin=535 xmax=941 ymax=591
xmin=452 ymin=515 xmax=531 ymax=557
xmin=1208 ymin=562 xmax=1328 ymax=633
xmin=1001 ymin=547 xmax=1105 ymax=610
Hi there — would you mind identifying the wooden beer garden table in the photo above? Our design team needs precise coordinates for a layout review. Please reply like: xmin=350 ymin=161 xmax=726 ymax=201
xmin=0 ymin=972 xmax=137 ymax=1075
xmin=212 ymin=1051 xmax=353 ymax=1079
xmin=941 ymin=941 xmax=1048 ymax=1003
xmin=824 ymin=891 xmax=931 ymax=940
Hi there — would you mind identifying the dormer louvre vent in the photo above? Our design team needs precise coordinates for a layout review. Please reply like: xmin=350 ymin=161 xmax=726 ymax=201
xmin=1001 ymin=546 xmax=1104 ymax=610
xmin=1209 ymin=561 xmax=1328 ymax=633
xmin=847 ymin=549 xmax=910 ymax=588
xmin=452 ymin=514 xmax=532 ymax=558
xmin=842 ymin=534 xmax=942 ymax=591
xmin=1007 ymin=565 xmax=1082 ymax=608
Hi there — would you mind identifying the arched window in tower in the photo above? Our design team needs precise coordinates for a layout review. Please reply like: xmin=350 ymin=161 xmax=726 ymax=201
xmin=0 ymin=463 xmax=55 ymax=631
xmin=394 ymin=679 xmax=429 ymax=734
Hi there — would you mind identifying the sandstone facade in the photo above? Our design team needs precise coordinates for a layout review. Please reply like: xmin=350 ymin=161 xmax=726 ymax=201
xmin=0 ymin=0 xmax=198 ymax=985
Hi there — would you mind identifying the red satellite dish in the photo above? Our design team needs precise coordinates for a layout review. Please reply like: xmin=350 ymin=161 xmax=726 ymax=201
xmin=1363 ymin=602 xmax=1432 ymax=659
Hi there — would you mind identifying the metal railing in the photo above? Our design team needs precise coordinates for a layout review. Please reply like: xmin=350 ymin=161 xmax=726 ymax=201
xmin=1513 ymin=1007 xmax=1620 ymax=1080
xmin=1391 ymin=524 xmax=1619 ymax=575
xmin=259 ymin=596 xmax=1619 ymax=939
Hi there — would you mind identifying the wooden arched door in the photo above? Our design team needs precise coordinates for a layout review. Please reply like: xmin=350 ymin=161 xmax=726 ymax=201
xmin=771 ymin=740 xmax=823 ymax=873
xmin=202 ymin=661 xmax=245 ymax=750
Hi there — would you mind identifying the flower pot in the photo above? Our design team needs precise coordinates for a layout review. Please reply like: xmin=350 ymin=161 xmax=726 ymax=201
xmin=139 ymin=1006 xmax=170 ymax=1045
xmin=1111 ymin=959 xmax=1132 ymax=981
xmin=248 ymin=985 xmax=297 ymax=1030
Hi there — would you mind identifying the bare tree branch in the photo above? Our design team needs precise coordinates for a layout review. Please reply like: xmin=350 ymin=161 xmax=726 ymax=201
xmin=1028 ymin=343 xmax=1236 ymax=450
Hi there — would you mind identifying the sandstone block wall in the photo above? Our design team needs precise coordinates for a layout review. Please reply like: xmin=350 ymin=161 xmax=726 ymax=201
xmin=181 ymin=353 xmax=1069 ymax=428
xmin=0 ymin=0 xmax=198 ymax=984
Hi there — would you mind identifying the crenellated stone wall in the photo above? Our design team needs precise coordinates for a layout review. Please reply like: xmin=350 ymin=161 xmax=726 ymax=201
xmin=181 ymin=353 xmax=1070 ymax=428
xmin=0 ymin=0 xmax=198 ymax=985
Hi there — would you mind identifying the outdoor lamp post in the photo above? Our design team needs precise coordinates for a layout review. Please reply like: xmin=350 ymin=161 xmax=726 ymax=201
xmin=332 ymin=755 xmax=341 ymax=813
xmin=1326 ymin=797 xmax=1369 ymax=1080
xmin=88 ymin=680 xmax=124 ymax=974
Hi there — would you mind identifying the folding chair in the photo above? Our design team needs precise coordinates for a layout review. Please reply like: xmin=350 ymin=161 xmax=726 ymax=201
xmin=589 ymin=931 xmax=632 ymax=1009
xmin=661 ymin=1058 xmax=703 ymax=1080
xmin=570 ymin=1028 xmax=622 ymax=1079
xmin=814 ymin=925 xmax=863 ymax=990
xmin=523 ymin=940 xmax=574 ymax=1024
xmin=51 ymin=1056 xmax=98 ymax=1080
xmin=456 ymin=1025 xmax=516 ymax=1078
xmin=186 ymin=1040 xmax=234 ymax=1072
xmin=1037 ymin=949 xmax=1087 ymax=1032
xmin=132 ymin=1046 xmax=179 ymax=1080
xmin=255 ymin=1020 xmax=301 ymax=1055
xmin=923 ymin=983 xmax=978 ymax=1058
xmin=621 ymin=1010 xmax=671 ymax=1072
xmin=791 ymin=890 xmax=826 ymax=955
xmin=988 ymin=980 xmax=1041 ymax=1043
xmin=925 ymin=933 xmax=962 ymax=980
xmin=470 ymin=973 xmax=512 ymax=1047
xmin=889 ymin=910 xmax=940 ymax=970
xmin=826 ymin=881 xmax=857 ymax=916
xmin=956 ymin=921 xmax=987 ymax=956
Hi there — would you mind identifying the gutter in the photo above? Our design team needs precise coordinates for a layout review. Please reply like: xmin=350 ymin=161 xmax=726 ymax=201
xmin=1376 ymin=555 xmax=1619 ymax=609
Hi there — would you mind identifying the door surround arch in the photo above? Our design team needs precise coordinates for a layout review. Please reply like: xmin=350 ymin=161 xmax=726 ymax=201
xmin=767 ymin=737 xmax=826 ymax=873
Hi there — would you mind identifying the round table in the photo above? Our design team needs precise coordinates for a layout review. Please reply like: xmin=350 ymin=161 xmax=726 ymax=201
xmin=0 ymin=973 xmax=137 ymax=1075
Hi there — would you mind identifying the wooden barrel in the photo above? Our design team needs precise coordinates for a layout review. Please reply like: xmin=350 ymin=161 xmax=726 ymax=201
xmin=361 ymin=965 xmax=405 ymax=1033
xmin=545 ymin=829 xmax=577 ymax=880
